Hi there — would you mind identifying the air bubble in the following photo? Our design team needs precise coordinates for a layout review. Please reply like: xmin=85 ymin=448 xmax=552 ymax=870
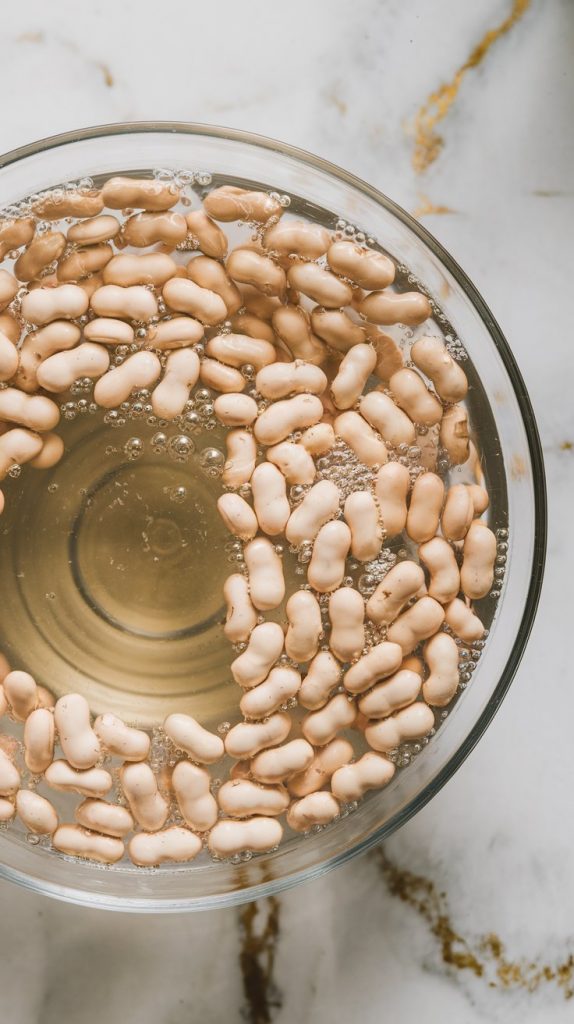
xmin=124 ymin=437 xmax=144 ymax=460
xmin=198 ymin=447 xmax=224 ymax=474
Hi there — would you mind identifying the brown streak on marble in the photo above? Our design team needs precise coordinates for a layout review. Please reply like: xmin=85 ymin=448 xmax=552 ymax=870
xmin=239 ymin=896 xmax=282 ymax=1023
xmin=560 ymin=440 xmax=573 ymax=451
xmin=532 ymin=190 xmax=573 ymax=197
xmin=97 ymin=62 xmax=114 ymax=87
xmin=412 ymin=194 xmax=458 ymax=219
xmin=374 ymin=848 xmax=574 ymax=997
xmin=16 ymin=32 xmax=45 ymax=43
xmin=410 ymin=0 xmax=531 ymax=174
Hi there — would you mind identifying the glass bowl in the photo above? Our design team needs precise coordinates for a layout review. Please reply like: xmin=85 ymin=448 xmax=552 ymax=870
xmin=0 ymin=123 xmax=546 ymax=912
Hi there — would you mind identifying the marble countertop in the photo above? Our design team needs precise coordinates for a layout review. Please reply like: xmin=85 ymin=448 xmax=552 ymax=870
xmin=1 ymin=0 xmax=572 ymax=1021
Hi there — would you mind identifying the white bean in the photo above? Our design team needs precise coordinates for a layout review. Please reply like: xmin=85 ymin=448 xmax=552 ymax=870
xmin=285 ymin=480 xmax=341 ymax=546
xmin=15 ymin=321 xmax=81 ymax=392
xmin=75 ymin=799 xmax=134 ymax=838
xmin=302 ymin=693 xmax=356 ymax=745
xmin=0 ymin=428 xmax=43 ymax=480
xmin=146 ymin=316 xmax=204 ymax=351
xmin=251 ymin=738 xmax=315 ymax=784
xmin=343 ymin=641 xmax=403 ymax=694
xmin=254 ymin=394 xmax=323 ymax=446
xmin=422 ymin=632 xmax=460 ymax=707
xmin=68 ymin=215 xmax=120 ymax=245
xmin=16 ymin=790 xmax=58 ymax=835
xmin=3 ymin=670 xmax=38 ymax=720
xmin=94 ymin=351 xmax=161 ymax=408
xmin=298 ymin=651 xmax=342 ymax=710
xmin=129 ymin=827 xmax=202 ymax=866
xmin=0 ymin=329 xmax=18 ymax=382
xmin=327 ymin=240 xmax=395 ymax=289
xmin=164 ymin=713 xmax=224 ymax=764
xmin=0 ymin=749 xmax=20 ymax=795
xmin=386 ymin=597 xmax=445 ymax=655
xmin=240 ymin=666 xmax=301 ymax=719
xmin=91 ymin=284 xmax=158 ymax=323
xmin=222 ymin=429 xmax=257 ymax=488
xmin=419 ymin=537 xmax=460 ymax=604
xmin=207 ymin=332 xmax=276 ymax=370
xmin=331 ymin=752 xmax=396 ymax=801
xmin=151 ymin=349 xmax=200 ymax=419
xmin=287 ymin=792 xmax=340 ymax=832
xmin=45 ymin=760 xmax=112 ymax=797
xmin=185 ymin=210 xmax=228 ymax=259
xmin=365 ymin=702 xmax=435 ymax=752
xmin=287 ymin=263 xmax=353 ymax=307
xmin=256 ymin=361 xmax=327 ymax=399
xmin=244 ymin=537 xmax=285 ymax=610
xmin=217 ymin=779 xmax=289 ymax=817
xmin=213 ymin=393 xmax=257 ymax=427
xmin=440 ymin=405 xmax=470 ymax=465
xmin=224 ymin=713 xmax=291 ymax=759
xmin=444 ymin=598 xmax=485 ymax=642
xmin=411 ymin=335 xmax=468 ymax=403
xmin=187 ymin=255 xmax=242 ymax=314
xmin=344 ymin=491 xmax=382 ymax=561
xmin=163 ymin=277 xmax=227 ymax=326
xmin=264 ymin=219 xmax=331 ymax=258
xmin=55 ymin=694 xmax=100 ymax=770
xmin=251 ymin=463 xmax=290 ymax=535
xmin=103 ymin=253 xmax=176 ymax=287
xmin=358 ymin=290 xmax=432 ymax=326
xmin=272 ymin=305 xmax=327 ymax=364
xmin=204 ymin=186 xmax=283 ymax=223
xmin=93 ymin=713 xmax=150 ymax=761
xmin=37 ymin=343 xmax=110 ymax=393
xmin=201 ymin=358 xmax=246 ymax=394
xmin=389 ymin=368 xmax=443 ymax=425
xmin=328 ymin=588 xmax=365 ymax=662
xmin=172 ymin=760 xmax=218 ymax=832
xmin=334 ymin=410 xmax=388 ymax=467
xmin=217 ymin=492 xmax=258 ymax=541
xmin=307 ymin=520 xmax=351 ymax=592
xmin=374 ymin=462 xmax=411 ymax=537
xmin=24 ymin=707 xmax=55 ymax=773
xmin=223 ymin=573 xmax=258 ymax=642
xmin=122 ymin=211 xmax=187 ymax=248
xmin=52 ymin=824 xmax=124 ymax=863
xmin=208 ymin=817 xmax=283 ymax=857
xmin=266 ymin=441 xmax=316 ymax=485
xmin=231 ymin=622 xmax=285 ymax=688
xmin=406 ymin=472 xmax=445 ymax=543
xmin=0 ymin=798 xmax=14 ymax=822
xmin=359 ymin=391 xmax=415 ymax=447
xmin=102 ymin=176 xmax=179 ymax=211
xmin=460 ymin=521 xmax=497 ymax=599
xmin=285 ymin=590 xmax=322 ymax=663
xmin=121 ymin=762 xmax=169 ymax=831
xmin=300 ymin=422 xmax=336 ymax=456
xmin=358 ymin=669 xmax=422 ymax=718
xmin=366 ymin=561 xmax=426 ymax=626
xmin=0 ymin=388 xmax=58 ymax=432
xmin=227 ymin=249 xmax=286 ymax=297
xmin=311 ymin=308 xmax=365 ymax=352
xmin=331 ymin=344 xmax=377 ymax=410
xmin=15 ymin=232 xmax=66 ymax=282
xmin=288 ymin=737 xmax=353 ymax=797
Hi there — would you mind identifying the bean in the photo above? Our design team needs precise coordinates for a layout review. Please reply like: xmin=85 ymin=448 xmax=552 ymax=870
xmin=68 ymin=215 xmax=120 ymax=245
xmin=441 ymin=484 xmax=475 ymax=541
xmin=93 ymin=713 xmax=150 ymax=761
xmin=331 ymin=344 xmax=377 ymax=410
xmin=0 ymin=270 xmax=18 ymax=312
xmin=440 ymin=405 xmax=470 ymax=465
xmin=34 ymin=190 xmax=104 ymax=219
xmin=185 ymin=210 xmax=228 ymax=259
xmin=359 ymin=290 xmax=432 ymax=326
xmin=419 ymin=537 xmax=460 ymax=604
xmin=200 ymin=358 xmax=246 ymax=394
xmin=21 ymin=284 xmax=89 ymax=325
xmin=0 ymin=330 xmax=18 ymax=382
xmin=411 ymin=335 xmax=468 ymax=403
xmin=227 ymin=249 xmax=286 ymax=297
xmin=298 ymin=651 xmax=342 ymax=710
xmin=374 ymin=462 xmax=411 ymax=537
xmin=15 ymin=232 xmax=67 ymax=282
xmin=3 ymin=670 xmax=38 ymax=720
xmin=272 ymin=305 xmax=327 ymax=364
xmin=387 ymin=597 xmax=445 ymax=655
xmin=231 ymin=311 xmax=275 ymax=344
xmin=122 ymin=211 xmax=187 ymax=247
xmin=406 ymin=472 xmax=445 ymax=543
xmin=366 ymin=560 xmax=425 ymax=626
xmin=218 ymin=779 xmax=289 ymax=817
xmin=53 ymin=824 xmax=124 ymax=863
xmin=187 ymin=255 xmax=242 ymax=313
xmin=129 ymin=827 xmax=202 ymax=866
xmin=231 ymin=622 xmax=285 ymax=688
xmin=287 ymin=262 xmax=353 ymax=307
xmin=366 ymin=326 xmax=405 ymax=380
xmin=389 ymin=368 xmax=443 ymax=425
xmin=328 ymin=588 xmax=365 ymax=662
xmin=210 ymin=816 xmax=284 ymax=857
xmin=222 ymin=429 xmax=257 ymax=487
xmin=244 ymin=536 xmax=285 ymax=610
xmin=287 ymin=792 xmax=340 ymax=832
xmin=266 ymin=441 xmax=316 ymax=485
xmin=207 ymin=332 xmax=275 ymax=371
xmin=307 ymin=520 xmax=351 ymax=592
xmin=311 ymin=308 xmax=365 ymax=352
xmin=163 ymin=277 xmax=226 ymax=326
xmin=94 ymin=351 xmax=161 ymax=407
xmin=240 ymin=285 xmax=282 ymax=320
xmin=172 ymin=761 xmax=218 ymax=832
xmin=240 ymin=666 xmax=301 ymax=719
xmin=102 ymin=176 xmax=178 ymax=211
xmin=38 ymin=342 xmax=110 ymax=393
xmin=45 ymin=760 xmax=112 ymax=797
xmin=24 ymin=707 xmax=55 ymax=773
xmin=331 ymin=752 xmax=396 ymax=801
xmin=78 ymin=272 xmax=104 ymax=300
xmin=204 ymin=186 xmax=282 ymax=223
xmin=326 ymin=240 xmax=395 ymax=290
xmin=300 ymin=422 xmax=336 ymax=456
xmin=224 ymin=712 xmax=291 ymax=759
xmin=91 ymin=284 xmax=158 ymax=323
xmin=0 ymin=428 xmax=43 ymax=480
xmin=343 ymin=641 xmax=403 ymax=694
xmin=15 ymin=321 xmax=81 ymax=392
xmin=285 ymin=590 xmax=322 ymax=663
xmin=54 ymin=694 xmax=100 ymax=770
xmin=57 ymin=243 xmax=113 ymax=283
xmin=0 ymin=799 xmax=14 ymax=822
xmin=214 ymin=393 xmax=258 ymax=427
xmin=217 ymin=492 xmax=258 ymax=541
xmin=256 ymin=361 xmax=327 ymax=399
xmin=84 ymin=318 xmax=135 ymax=345
xmin=285 ymin=480 xmax=341 ymax=546
xmin=251 ymin=738 xmax=315 ymax=784
xmin=151 ymin=349 xmax=200 ymax=419
xmin=164 ymin=713 xmax=224 ymax=764
xmin=343 ymin=491 xmax=382 ymax=562
xmin=359 ymin=390 xmax=415 ymax=446
xmin=302 ymin=693 xmax=356 ymax=746
xmin=460 ymin=521 xmax=497 ymax=599
xmin=0 ymin=750 xmax=20 ymax=796
xmin=251 ymin=463 xmax=290 ymax=535
xmin=288 ymin=738 xmax=353 ymax=798
xmin=358 ymin=669 xmax=422 ymax=719
xmin=146 ymin=316 xmax=204 ymax=350
xmin=223 ymin=573 xmax=258 ymax=643
xmin=469 ymin=484 xmax=490 ymax=515
xmin=254 ymin=394 xmax=323 ymax=446
xmin=121 ymin=762 xmax=169 ymax=831
xmin=16 ymin=790 xmax=58 ymax=835
xmin=365 ymin=702 xmax=435 ymax=752
xmin=0 ymin=217 xmax=35 ymax=259
xmin=0 ymin=388 xmax=59 ymax=432
xmin=333 ymin=410 xmax=387 ymax=467
xmin=422 ymin=632 xmax=460 ymax=707
xmin=103 ymin=253 xmax=176 ymax=287
xmin=75 ymin=799 xmax=134 ymax=838
xmin=444 ymin=598 xmax=485 ymax=642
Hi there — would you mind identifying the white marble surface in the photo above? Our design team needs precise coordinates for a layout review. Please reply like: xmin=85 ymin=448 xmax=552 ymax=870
xmin=0 ymin=0 xmax=573 ymax=1020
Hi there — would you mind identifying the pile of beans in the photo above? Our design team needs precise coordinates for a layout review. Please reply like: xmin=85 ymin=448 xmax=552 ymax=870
xmin=0 ymin=176 xmax=497 ymax=866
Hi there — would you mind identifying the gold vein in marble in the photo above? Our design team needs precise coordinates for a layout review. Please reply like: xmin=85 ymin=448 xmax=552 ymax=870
xmin=239 ymin=896 xmax=282 ymax=1023
xmin=412 ymin=193 xmax=457 ymax=219
xmin=374 ymin=848 xmax=574 ymax=998
xmin=411 ymin=0 xmax=531 ymax=174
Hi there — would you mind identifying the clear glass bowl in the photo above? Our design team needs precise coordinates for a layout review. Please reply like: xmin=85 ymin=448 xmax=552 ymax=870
xmin=0 ymin=123 xmax=546 ymax=912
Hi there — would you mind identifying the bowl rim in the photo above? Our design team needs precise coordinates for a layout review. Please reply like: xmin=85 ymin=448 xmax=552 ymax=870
xmin=0 ymin=121 xmax=547 ymax=911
